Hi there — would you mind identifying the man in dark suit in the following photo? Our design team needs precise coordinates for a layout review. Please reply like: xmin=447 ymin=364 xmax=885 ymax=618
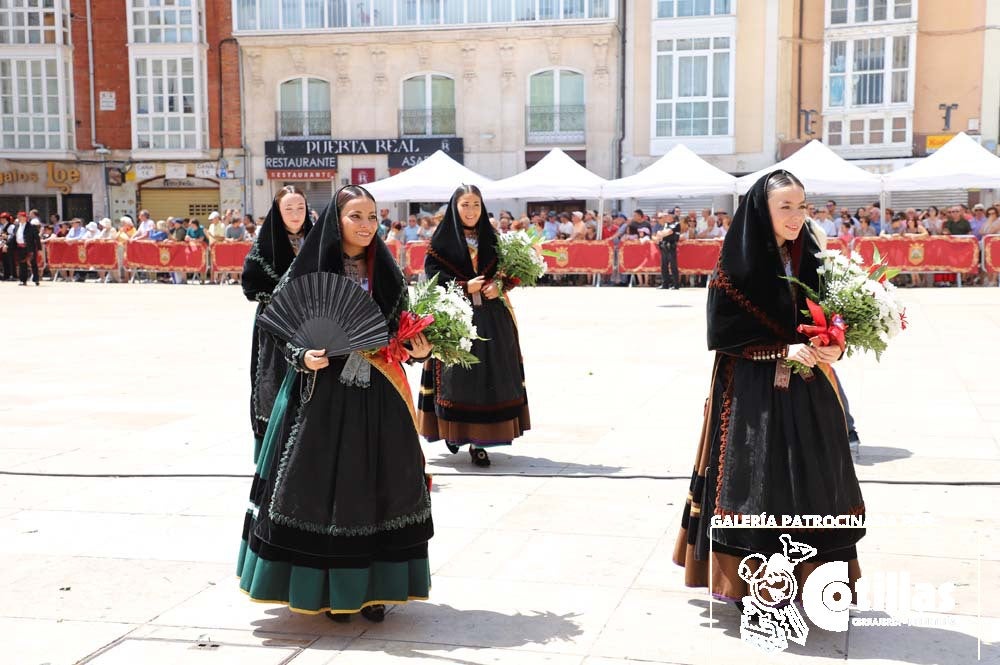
xmin=654 ymin=211 xmax=681 ymax=289
xmin=0 ymin=212 xmax=16 ymax=280
xmin=12 ymin=210 xmax=41 ymax=286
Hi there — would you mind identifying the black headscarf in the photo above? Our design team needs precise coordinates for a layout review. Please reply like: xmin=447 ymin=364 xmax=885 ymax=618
xmin=285 ymin=185 xmax=408 ymax=335
xmin=242 ymin=189 xmax=313 ymax=301
xmin=707 ymin=170 xmax=822 ymax=351
xmin=425 ymin=185 xmax=498 ymax=281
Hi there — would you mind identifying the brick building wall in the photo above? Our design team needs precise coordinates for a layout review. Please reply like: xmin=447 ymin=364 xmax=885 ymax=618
xmin=69 ymin=0 xmax=241 ymax=154
xmin=205 ymin=0 xmax=242 ymax=151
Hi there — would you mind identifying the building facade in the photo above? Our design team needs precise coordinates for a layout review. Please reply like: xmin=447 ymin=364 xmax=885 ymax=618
xmin=623 ymin=0 xmax=778 ymax=210
xmin=233 ymin=0 xmax=623 ymax=214
xmin=0 ymin=0 xmax=242 ymax=223
xmin=785 ymin=0 xmax=997 ymax=160
xmin=624 ymin=0 xmax=999 ymax=210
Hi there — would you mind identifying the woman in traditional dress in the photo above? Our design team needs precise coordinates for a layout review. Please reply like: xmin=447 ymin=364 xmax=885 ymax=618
xmin=417 ymin=184 xmax=530 ymax=468
xmin=238 ymin=185 xmax=434 ymax=623
xmin=673 ymin=170 xmax=865 ymax=603
xmin=241 ymin=185 xmax=313 ymax=464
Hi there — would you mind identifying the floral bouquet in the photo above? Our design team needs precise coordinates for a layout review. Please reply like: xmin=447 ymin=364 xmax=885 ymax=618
xmin=402 ymin=274 xmax=482 ymax=368
xmin=495 ymin=228 xmax=550 ymax=290
xmin=783 ymin=248 xmax=907 ymax=376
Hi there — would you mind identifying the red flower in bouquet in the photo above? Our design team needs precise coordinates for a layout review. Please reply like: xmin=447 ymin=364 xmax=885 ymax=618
xmin=382 ymin=310 xmax=435 ymax=364
xmin=797 ymin=298 xmax=847 ymax=351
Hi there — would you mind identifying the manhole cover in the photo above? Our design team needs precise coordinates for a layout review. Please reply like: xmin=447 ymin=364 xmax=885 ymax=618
xmin=80 ymin=637 xmax=302 ymax=664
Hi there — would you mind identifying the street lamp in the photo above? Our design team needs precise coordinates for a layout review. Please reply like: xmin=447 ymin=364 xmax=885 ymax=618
xmin=798 ymin=109 xmax=818 ymax=137
xmin=95 ymin=146 xmax=111 ymax=220
xmin=938 ymin=103 xmax=958 ymax=131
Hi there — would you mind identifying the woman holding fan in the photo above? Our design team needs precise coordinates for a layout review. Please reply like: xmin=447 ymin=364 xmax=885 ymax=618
xmin=418 ymin=184 xmax=530 ymax=467
xmin=672 ymin=171 xmax=865 ymax=603
xmin=241 ymin=185 xmax=313 ymax=463
xmin=238 ymin=186 xmax=434 ymax=623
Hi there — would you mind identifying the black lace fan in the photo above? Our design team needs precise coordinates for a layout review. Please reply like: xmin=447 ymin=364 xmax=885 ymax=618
xmin=257 ymin=272 xmax=389 ymax=358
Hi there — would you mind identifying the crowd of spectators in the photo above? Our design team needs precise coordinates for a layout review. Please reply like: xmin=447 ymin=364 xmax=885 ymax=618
xmin=4 ymin=198 xmax=999 ymax=286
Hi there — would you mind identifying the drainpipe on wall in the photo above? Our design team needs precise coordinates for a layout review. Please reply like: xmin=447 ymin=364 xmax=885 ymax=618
xmin=84 ymin=0 xmax=105 ymax=153
xmin=85 ymin=0 xmax=111 ymax=218
xmin=236 ymin=37 xmax=251 ymax=216
xmin=796 ymin=0 xmax=804 ymax=141
xmin=615 ymin=0 xmax=627 ymax=181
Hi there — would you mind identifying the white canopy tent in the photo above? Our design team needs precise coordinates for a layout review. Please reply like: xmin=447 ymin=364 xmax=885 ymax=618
xmin=736 ymin=140 xmax=883 ymax=195
xmin=882 ymin=132 xmax=1000 ymax=191
xmin=362 ymin=150 xmax=494 ymax=203
xmin=602 ymin=144 xmax=736 ymax=198
xmin=482 ymin=148 xmax=607 ymax=200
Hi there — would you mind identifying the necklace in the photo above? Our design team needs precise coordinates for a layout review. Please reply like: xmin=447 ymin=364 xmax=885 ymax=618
xmin=778 ymin=244 xmax=792 ymax=276
xmin=342 ymin=252 xmax=368 ymax=287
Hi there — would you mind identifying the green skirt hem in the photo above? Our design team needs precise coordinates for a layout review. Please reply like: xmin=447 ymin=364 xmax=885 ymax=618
xmin=236 ymin=539 xmax=431 ymax=613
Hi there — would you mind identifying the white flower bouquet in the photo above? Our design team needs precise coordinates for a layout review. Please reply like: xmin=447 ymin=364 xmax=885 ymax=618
xmin=495 ymin=228 xmax=548 ymax=289
xmin=409 ymin=274 xmax=482 ymax=368
xmin=784 ymin=248 xmax=908 ymax=375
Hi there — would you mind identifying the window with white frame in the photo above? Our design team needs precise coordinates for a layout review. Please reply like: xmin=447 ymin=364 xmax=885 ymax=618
xmin=0 ymin=58 xmax=70 ymax=150
xmin=826 ymin=35 xmax=911 ymax=108
xmin=656 ymin=0 xmax=731 ymax=19
xmin=234 ymin=0 xmax=610 ymax=30
xmin=401 ymin=74 xmax=455 ymax=136
xmin=527 ymin=68 xmax=584 ymax=143
xmin=0 ymin=0 xmax=71 ymax=45
xmin=829 ymin=0 xmax=912 ymax=25
xmin=826 ymin=115 xmax=908 ymax=147
xmin=654 ymin=37 xmax=731 ymax=138
xmin=131 ymin=0 xmax=200 ymax=44
xmin=133 ymin=56 xmax=203 ymax=150
xmin=824 ymin=20 xmax=914 ymax=152
xmin=279 ymin=77 xmax=330 ymax=137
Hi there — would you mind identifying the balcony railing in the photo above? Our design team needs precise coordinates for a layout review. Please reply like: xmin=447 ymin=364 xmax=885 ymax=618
xmin=399 ymin=107 xmax=457 ymax=137
xmin=525 ymin=105 xmax=585 ymax=144
xmin=235 ymin=0 xmax=613 ymax=32
xmin=276 ymin=111 xmax=332 ymax=138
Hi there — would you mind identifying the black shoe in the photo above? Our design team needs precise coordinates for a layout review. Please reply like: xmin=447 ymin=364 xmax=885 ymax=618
xmin=360 ymin=604 xmax=385 ymax=623
xmin=325 ymin=611 xmax=351 ymax=623
xmin=671 ymin=286 xmax=680 ymax=290
xmin=658 ymin=285 xmax=670 ymax=289
xmin=470 ymin=448 xmax=491 ymax=467
xmin=446 ymin=443 xmax=460 ymax=454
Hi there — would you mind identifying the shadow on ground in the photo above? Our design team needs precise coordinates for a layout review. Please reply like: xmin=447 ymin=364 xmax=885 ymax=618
xmin=854 ymin=445 xmax=914 ymax=467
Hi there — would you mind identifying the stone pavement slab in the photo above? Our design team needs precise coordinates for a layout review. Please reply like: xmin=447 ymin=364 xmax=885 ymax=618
xmin=1 ymin=282 xmax=998 ymax=665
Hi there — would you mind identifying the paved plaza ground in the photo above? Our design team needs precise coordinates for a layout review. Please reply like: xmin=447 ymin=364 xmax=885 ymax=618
xmin=1 ymin=281 xmax=998 ymax=665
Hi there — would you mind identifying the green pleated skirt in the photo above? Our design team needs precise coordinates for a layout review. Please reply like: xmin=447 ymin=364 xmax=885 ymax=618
xmin=237 ymin=369 xmax=432 ymax=614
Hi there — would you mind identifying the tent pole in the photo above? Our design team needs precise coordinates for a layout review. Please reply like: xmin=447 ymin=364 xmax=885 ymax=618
xmin=596 ymin=197 xmax=605 ymax=287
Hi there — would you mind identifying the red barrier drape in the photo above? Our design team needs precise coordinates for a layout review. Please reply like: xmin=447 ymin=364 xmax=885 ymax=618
xmin=541 ymin=240 xmax=615 ymax=274
xmin=678 ymin=239 xmax=723 ymax=274
xmin=852 ymin=236 xmax=980 ymax=273
xmin=210 ymin=241 xmax=252 ymax=272
xmin=385 ymin=238 xmax=403 ymax=264
xmin=826 ymin=238 xmax=847 ymax=255
xmin=983 ymin=235 xmax=1000 ymax=273
xmin=45 ymin=240 xmax=118 ymax=269
xmin=619 ymin=239 xmax=722 ymax=274
xmin=125 ymin=240 xmax=207 ymax=272
xmin=618 ymin=240 xmax=660 ymax=273
xmin=404 ymin=241 xmax=428 ymax=276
